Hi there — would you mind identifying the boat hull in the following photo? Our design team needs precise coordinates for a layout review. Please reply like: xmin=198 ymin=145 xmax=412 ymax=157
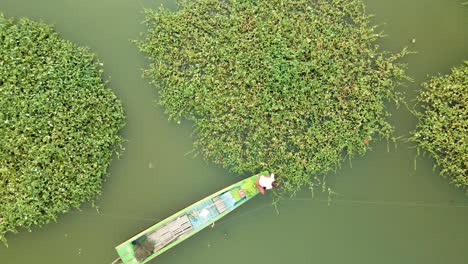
xmin=114 ymin=172 xmax=266 ymax=264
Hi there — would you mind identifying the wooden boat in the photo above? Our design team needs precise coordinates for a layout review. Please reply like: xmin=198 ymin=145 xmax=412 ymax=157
xmin=112 ymin=171 xmax=267 ymax=264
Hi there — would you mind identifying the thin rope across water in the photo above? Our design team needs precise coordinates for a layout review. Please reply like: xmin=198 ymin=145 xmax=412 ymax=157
xmin=73 ymin=197 xmax=468 ymax=224
xmin=285 ymin=197 xmax=468 ymax=208
xmin=71 ymin=211 xmax=156 ymax=222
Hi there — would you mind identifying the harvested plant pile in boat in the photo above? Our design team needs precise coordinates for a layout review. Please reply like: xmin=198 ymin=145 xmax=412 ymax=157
xmin=411 ymin=62 xmax=467 ymax=192
xmin=0 ymin=14 xmax=125 ymax=244
xmin=137 ymin=0 xmax=408 ymax=194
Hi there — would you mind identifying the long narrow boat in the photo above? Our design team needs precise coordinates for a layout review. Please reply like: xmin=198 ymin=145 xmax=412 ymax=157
xmin=113 ymin=171 xmax=267 ymax=264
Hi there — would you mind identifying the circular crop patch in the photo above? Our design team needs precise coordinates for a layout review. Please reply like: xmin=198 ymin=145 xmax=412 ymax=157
xmin=137 ymin=0 xmax=408 ymax=194
xmin=0 ymin=14 xmax=125 ymax=243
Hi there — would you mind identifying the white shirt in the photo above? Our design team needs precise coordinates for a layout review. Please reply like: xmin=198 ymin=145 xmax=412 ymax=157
xmin=258 ymin=174 xmax=275 ymax=190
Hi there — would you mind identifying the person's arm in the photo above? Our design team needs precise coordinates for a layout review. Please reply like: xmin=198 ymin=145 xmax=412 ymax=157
xmin=256 ymin=183 xmax=265 ymax=195
xmin=256 ymin=176 xmax=266 ymax=195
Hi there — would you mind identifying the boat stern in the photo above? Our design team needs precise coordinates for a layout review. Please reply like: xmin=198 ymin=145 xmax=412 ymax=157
xmin=115 ymin=242 xmax=140 ymax=264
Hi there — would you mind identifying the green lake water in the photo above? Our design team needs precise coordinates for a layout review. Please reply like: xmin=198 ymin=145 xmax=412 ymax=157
xmin=0 ymin=0 xmax=467 ymax=263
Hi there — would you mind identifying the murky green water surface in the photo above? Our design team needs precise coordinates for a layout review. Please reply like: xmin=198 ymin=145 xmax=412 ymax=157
xmin=0 ymin=1 xmax=467 ymax=263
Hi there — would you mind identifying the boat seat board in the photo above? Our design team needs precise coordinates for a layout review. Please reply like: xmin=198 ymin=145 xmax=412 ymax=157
xmin=212 ymin=196 xmax=227 ymax=213
xmin=146 ymin=214 xmax=193 ymax=252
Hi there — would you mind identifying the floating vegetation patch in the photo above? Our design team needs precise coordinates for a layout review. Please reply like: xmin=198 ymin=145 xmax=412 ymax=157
xmin=411 ymin=62 xmax=467 ymax=191
xmin=0 ymin=14 xmax=125 ymax=244
xmin=137 ymin=0 xmax=408 ymax=195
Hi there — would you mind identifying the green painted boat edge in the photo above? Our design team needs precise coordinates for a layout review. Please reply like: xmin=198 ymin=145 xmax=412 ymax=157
xmin=115 ymin=171 xmax=268 ymax=264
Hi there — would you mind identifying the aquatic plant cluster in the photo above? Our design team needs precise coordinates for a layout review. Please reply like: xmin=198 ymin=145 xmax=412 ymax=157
xmin=0 ymin=14 xmax=125 ymax=243
xmin=411 ymin=62 xmax=467 ymax=191
xmin=138 ymin=0 xmax=408 ymax=194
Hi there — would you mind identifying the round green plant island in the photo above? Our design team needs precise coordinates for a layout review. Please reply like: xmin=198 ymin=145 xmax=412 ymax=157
xmin=0 ymin=14 xmax=125 ymax=244
xmin=137 ymin=0 xmax=409 ymax=195
xmin=411 ymin=62 xmax=467 ymax=192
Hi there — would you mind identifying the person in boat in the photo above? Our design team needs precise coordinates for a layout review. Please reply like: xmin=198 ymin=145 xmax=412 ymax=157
xmin=255 ymin=173 xmax=278 ymax=195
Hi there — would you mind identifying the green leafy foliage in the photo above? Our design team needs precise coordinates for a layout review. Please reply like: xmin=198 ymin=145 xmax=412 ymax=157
xmin=411 ymin=62 xmax=467 ymax=191
xmin=0 ymin=14 xmax=125 ymax=244
xmin=137 ymin=0 xmax=408 ymax=195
